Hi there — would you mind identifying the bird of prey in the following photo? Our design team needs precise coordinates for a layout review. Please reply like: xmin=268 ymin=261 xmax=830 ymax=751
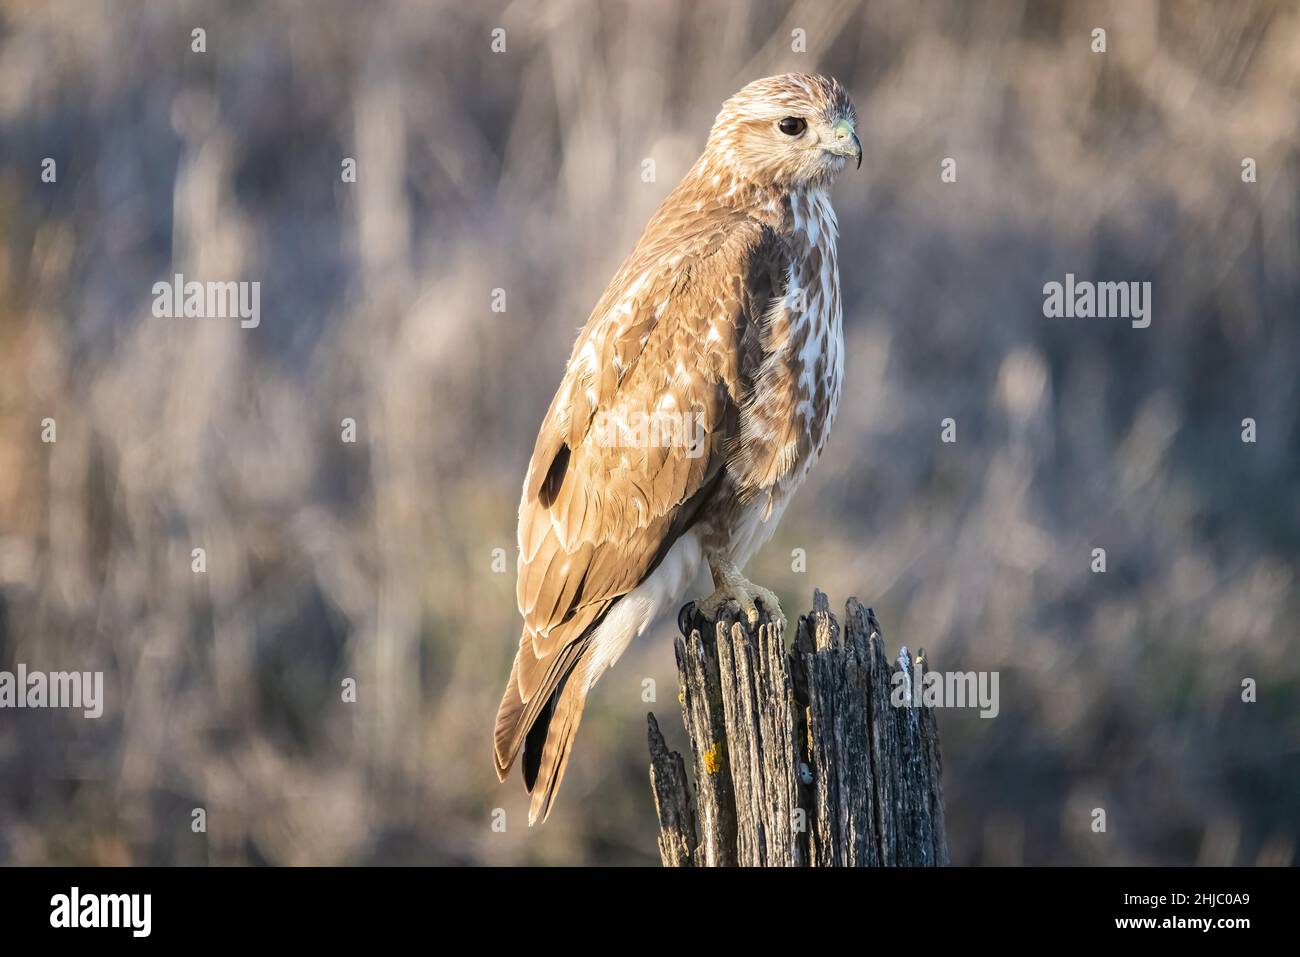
xmin=494 ymin=73 xmax=860 ymax=824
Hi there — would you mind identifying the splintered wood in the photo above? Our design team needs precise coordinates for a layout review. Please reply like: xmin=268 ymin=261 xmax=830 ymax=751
xmin=648 ymin=590 xmax=948 ymax=867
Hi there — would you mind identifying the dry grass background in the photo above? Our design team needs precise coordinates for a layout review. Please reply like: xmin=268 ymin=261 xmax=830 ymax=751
xmin=0 ymin=0 xmax=1297 ymax=865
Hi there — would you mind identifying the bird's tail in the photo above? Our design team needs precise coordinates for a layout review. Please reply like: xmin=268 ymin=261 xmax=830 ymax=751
xmin=524 ymin=656 xmax=592 ymax=825
xmin=493 ymin=635 xmax=598 ymax=825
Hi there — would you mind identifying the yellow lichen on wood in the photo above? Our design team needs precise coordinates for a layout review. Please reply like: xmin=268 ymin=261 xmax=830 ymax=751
xmin=703 ymin=743 xmax=722 ymax=775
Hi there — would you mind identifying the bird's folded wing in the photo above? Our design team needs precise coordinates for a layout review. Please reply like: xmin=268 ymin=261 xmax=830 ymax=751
xmin=500 ymin=214 xmax=788 ymax=749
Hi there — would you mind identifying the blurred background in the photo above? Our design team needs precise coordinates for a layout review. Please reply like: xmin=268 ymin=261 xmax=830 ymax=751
xmin=0 ymin=0 xmax=1297 ymax=866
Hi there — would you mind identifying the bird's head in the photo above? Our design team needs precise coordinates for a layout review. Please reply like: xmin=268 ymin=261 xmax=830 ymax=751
xmin=704 ymin=73 xmax=860 ymax=191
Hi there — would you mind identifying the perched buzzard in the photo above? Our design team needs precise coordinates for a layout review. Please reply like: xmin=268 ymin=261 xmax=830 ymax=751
xmin=494 ymin=73 xmax=860 ymax=823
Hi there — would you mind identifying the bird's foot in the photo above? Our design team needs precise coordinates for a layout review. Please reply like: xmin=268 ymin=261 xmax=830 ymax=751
xmin=696 ymin=558 xmax=784 ymax=628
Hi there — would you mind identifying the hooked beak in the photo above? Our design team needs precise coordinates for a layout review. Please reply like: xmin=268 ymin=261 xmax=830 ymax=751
xmin=829 ymin=117 xmax=862 ymax=169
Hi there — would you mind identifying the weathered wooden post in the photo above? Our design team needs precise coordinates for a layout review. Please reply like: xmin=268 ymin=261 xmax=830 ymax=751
xmin=648 ymin=589 xmax=948 ymax=866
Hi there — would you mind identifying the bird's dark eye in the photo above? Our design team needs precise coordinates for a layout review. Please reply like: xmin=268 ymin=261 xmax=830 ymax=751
xmin=778 ymin=116 xmax=807 ymax=136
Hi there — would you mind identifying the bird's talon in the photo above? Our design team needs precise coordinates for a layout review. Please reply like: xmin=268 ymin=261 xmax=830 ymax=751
xmin=677 ymin=601 xmax=697 ymax=637
xmin=695 ymin=560 xmax=782 ymax=629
